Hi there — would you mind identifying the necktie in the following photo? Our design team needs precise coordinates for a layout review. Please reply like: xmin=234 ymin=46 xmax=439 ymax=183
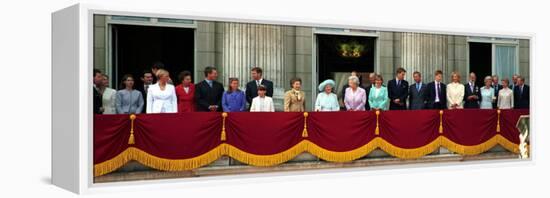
xmin=397 ymin=80 xmax=400 ymax=87
xmin=436 ymin=83 xmax=440 ymax=100
xmin=417 ymin=83 xmax=420 ymax=92
xmin=256 ymin=80 xmax=260 ymax=87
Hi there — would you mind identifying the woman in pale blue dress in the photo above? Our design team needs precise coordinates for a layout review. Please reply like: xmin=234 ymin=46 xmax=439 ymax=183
xmin=480 ymin=76 xmax=495 ymax=109
xmin=315 ymin=79 xmax=340 ymax=111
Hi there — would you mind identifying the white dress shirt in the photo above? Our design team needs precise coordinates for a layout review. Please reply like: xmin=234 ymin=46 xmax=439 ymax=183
xmin=146 ymin=83 xmax=177 ymax=113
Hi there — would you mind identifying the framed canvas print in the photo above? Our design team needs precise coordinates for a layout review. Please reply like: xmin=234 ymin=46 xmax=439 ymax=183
xmin=52 ymin=3 xmax=533 ymax=194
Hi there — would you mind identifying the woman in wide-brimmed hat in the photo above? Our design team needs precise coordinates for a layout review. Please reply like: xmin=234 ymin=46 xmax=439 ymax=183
xmin=314 ymin=79 xmax=340 ymax=112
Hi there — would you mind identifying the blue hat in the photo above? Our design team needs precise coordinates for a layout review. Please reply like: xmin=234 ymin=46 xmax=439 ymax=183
xmin=318 ymin=79 xmax=336 ymax=92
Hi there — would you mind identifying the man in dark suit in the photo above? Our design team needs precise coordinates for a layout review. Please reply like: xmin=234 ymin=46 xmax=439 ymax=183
xmin=245 ymin=67 xmax=274 ymax=105
xmin=195 ymin=66 xmax=225 ymax=112
xmin=426 ymin=70 xmax=447 ymax=109
xmin=511 ymin=74 xmax=519 ymax=90
xmin=408 ymin=71 xmax=427 ymax=110
xmin=514 ymin=76 xmax=530 ymax=109
xmin=136 ymin=70 xmax=154 ymax=113
xmin=387 ymin=67 xmax=409 ymax=110
xmin=492 ymin=75 xmax=503 ymax=109
xmin=464 ymin=72 xmax=481 ymax=109
xmin=93 ymin=69 xmax=103 ymax=114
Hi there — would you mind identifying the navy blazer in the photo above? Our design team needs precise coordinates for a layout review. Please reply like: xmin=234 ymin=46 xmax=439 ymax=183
xmin=245 ymin=79 xmax=274 ymax=105
xmin=93 ymin=87 xmax=103 ymax=114
xmin=463 ymin=82 xmax=481 ymax=109
xmin=195 ymin=80 xmax=225 ymax=112
xmin=514 ymin=84 xmax=530 ymax=109
xmin=387 ymin=79 xmax=409 ymax=110
xmin=426 ymin=81 xmax=447 ymax=109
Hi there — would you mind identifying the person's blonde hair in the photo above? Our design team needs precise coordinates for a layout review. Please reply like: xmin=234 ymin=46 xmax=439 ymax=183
xmin=484 ymin=76 xmax=492 ymax=84
xmin=155 ymin=68 xmax=169 ymax=78
xmin=451 ymin=71 xmax=461 ymax=82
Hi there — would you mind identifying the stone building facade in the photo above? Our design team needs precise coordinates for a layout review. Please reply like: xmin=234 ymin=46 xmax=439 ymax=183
xmin=94 ymin=15 xmax=530 ymax=111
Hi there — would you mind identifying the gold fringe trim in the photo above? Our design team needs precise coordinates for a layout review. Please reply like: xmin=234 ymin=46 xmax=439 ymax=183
xmin=225 ymin=142 xmax=307 ymax=166
xmin=94 ymin=146 xmax=225 ymax=177
xmin=440 ymin=134 xmax=520 ymax=155
xmin=94 ymin=135 xmax=522 ymax=177
xmin=305 ymin=140 xmax=377 ymax=162
xmin=376 ymin=137 xmax=441 ymax=159
xmin=495 ymin=134 xmax=520 ymax=154
xmin=440 ymin=136 xmax=497 ymax=155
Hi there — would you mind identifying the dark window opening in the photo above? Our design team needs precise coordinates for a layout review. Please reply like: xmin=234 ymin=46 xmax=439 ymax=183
xmin=317 ymin=34 xmax=376 ymax=84
xmin=468 ymin=42 xmax=492 ymax=87
xmin=111 ymin=24 xmax=194 ymax=89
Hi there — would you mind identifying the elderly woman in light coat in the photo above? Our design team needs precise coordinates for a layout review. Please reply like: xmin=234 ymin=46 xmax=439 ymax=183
xmin=315 ymin=79 xmax=340 ymax=111
xmin=344 ymin=76 xmax=367 ymax=111
xmin=480 ymin=76 xmax=495 ymax=109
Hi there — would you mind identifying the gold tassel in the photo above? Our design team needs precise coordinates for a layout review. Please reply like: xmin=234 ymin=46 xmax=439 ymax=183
xmin=496 ymin=109 xmax=501 ymax=133
xmin=128 ymin=114 xmax=136 ymax=145
xmin=221 ymin=112 xmax=228 ymax=141
xmin=438 ymin=110 xmax=444 ymax=134
xmin=375 ymin=110 xmax=380 ymax=135
xmin=302 ymin=112 xmax=309 ymax=138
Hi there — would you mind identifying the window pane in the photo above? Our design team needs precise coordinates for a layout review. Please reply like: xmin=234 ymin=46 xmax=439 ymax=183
xmin=495 ymin=45 xmax=517 ymax=81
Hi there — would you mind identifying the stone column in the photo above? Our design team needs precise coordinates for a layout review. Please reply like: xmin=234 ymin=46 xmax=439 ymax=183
xmin=196 ymin=21 xmax=217 ymax=82
xmin=93 ymin=15 xmax=107 ymax=77
xmin=294 ymin=27 xmax=314 ymax=109
xmin=378 ymin=31 xmax=395 ymax=82
xmin=519 ymin=39 xmax=530 ymax=84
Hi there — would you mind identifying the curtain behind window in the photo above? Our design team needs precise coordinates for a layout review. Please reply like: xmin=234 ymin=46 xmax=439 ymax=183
xmin=495 ymin=45 xmax=517 ymax=80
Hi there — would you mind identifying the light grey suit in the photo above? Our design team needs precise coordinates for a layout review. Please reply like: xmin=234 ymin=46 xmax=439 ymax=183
xmin=116 ymin=89 xmax=144 ymax=114
xmin=408 ymin=82 xmax=427 ymax=110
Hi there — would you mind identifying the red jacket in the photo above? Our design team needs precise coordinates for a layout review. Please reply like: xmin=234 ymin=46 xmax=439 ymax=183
xmin=175 ymin=83 xmax=196 ymax=112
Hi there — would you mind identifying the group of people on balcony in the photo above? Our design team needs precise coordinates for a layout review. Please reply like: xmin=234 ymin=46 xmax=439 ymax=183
xmin=93 ymin=62 xmax=529 ymax=115
xmin=93 ymin=63 xmax=277 ymax=114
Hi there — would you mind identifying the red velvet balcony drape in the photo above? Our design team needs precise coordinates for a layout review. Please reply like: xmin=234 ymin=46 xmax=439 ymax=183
xmin=93 ymin=109 xmax=529 ymax=177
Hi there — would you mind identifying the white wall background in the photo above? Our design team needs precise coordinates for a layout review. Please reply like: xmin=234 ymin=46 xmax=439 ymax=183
xmin=0 ymin=0 xmax=548 ymax=197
